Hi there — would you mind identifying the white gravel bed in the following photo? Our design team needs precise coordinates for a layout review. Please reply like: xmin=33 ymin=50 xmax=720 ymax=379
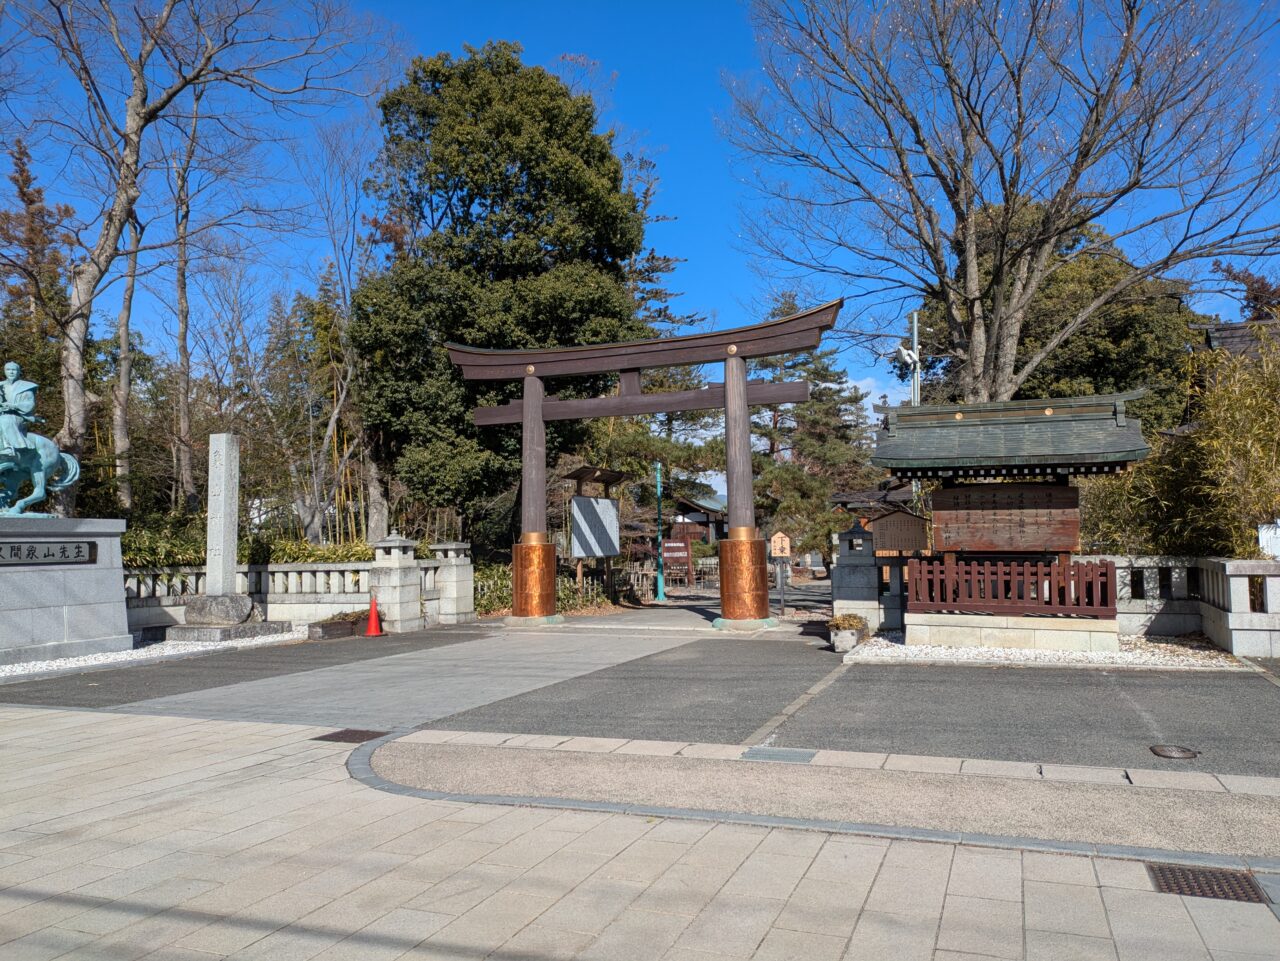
xmin=845 ymin=631 xmax=1242 ymax=669
xmin=0 ymin=627 xmax=308 ymax=680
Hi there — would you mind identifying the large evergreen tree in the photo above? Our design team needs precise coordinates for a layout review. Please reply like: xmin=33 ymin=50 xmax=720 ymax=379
xmin=350 ymin=42 xmax=646 ymax=546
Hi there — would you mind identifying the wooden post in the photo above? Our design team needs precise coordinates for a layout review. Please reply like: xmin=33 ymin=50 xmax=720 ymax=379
xmin=575 ymin=477 xmax=584 ymax=592
xmin=604 ymin=480 xmax=616 ymax=603
xmin=724 ymin=355 xmax=752 ymax=532
xmin=521 ymin=375 xmax=546 ymax=537
xmin=513 ymin=373 xmax=555 ymax=618
xmin=719 ymin=351 xmax=769 ymax=621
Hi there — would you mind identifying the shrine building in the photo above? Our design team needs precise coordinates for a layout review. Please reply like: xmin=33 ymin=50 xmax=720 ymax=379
xmin=870 ymin=391 xmax=1150 ymax=651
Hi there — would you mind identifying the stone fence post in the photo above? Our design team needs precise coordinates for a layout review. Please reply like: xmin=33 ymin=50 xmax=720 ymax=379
xmin=370 ymin=532 xmax=423 ymax=634
xmin=431 ymin=542 xmax=476 ymax=624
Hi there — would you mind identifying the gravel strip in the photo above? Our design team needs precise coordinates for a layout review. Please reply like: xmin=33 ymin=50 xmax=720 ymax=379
xmin=845 ymin=631 xmax=1242 ymax=669
xmin=0 ymin=627 xmax=308 ymax=680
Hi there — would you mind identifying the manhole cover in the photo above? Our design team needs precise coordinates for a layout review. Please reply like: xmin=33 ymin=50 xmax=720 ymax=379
xmin=1147 ymin=863 xmax=1267 ymax=903
xmin=1150 ymin=745 xmax=1199 ymax=759
xmin=312 ymin=729 xmax=387 ymax=743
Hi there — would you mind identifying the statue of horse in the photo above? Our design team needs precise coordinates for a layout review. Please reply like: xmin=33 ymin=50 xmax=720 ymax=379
xmin=0 ymin=431 xmax=80 ymax=515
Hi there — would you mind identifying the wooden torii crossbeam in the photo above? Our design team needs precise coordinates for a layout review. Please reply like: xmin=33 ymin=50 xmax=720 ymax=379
xmin=448 ymin=299 xmax=842 ymax=623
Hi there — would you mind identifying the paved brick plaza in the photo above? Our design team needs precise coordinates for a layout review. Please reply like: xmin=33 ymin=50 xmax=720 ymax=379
xmin=1 ymin=615 xmax=1278 ymax=958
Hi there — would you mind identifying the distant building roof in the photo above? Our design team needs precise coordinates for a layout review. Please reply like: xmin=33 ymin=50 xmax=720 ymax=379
xmin=1195 ymin=318 xmax=1279 ymax=357
xmin=831 ymin=486 xmax=918 ymax=516
xmin=676 ymin=493 xmax=728 ymax=517
xmin=871 ymin=391 xmax=1150 ymax=479
xmin=562 ymin=466 xmax=630 ymax=488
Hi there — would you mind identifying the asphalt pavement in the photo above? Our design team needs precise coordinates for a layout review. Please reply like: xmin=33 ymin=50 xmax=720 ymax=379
xmin=2 ymin=609 xmax=1277 ymax=777
xmin=775 ymin=661 xmax=1280 ymax=776
xmin=423 ymin=638 xmax=1280 ymax=777
xmin=420 ymin=635 xmax=838 ymax=744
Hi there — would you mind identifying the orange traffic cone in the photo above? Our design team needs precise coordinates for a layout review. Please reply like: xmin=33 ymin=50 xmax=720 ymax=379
xmin=364 ymin=595 xmax=385 ymax=637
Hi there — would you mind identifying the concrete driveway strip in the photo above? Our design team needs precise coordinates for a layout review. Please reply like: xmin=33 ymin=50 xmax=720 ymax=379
xmin=0 ymin=626 xmax=495 ymax=708
xmin=370 ymin=741 xmax=1280 ymax=858
xmin=97 ymin=630 xmax=703 ymax=729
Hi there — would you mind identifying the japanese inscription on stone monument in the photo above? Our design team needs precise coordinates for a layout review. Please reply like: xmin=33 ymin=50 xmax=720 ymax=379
xmin=0 ymin=541 xmax=94 ymax=565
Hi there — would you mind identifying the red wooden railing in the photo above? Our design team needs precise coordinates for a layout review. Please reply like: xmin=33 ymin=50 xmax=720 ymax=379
xmin=906 ymin=556 xmax=1117 ymax=618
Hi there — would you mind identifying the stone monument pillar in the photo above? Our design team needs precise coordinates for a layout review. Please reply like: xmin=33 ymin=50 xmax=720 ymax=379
xmin=168 ymin=432 xmax=287 ymax=642
xmin=205 ymin=432 xmax=238 ymax=596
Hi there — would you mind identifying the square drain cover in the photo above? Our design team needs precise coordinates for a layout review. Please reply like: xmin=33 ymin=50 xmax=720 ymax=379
xmin=1147 ymin=863 xmax=1268 ymax=903
xmin=312 ymin=729 xmax=388 ymax=744
xmin=739 ymin=746 xmax=817 ymax=764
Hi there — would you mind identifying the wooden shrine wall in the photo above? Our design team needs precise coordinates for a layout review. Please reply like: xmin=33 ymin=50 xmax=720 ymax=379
xmin=931 ymin=483 xmax=1079 ymax=553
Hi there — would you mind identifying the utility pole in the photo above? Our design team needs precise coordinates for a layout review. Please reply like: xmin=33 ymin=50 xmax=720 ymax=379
xmin=911 ymin=310 xmax=921 ymax=407
xmin=895 ymin=311 xmax=922 ymax=407
xmin=655 ymin=461 xmax=667 ymax=602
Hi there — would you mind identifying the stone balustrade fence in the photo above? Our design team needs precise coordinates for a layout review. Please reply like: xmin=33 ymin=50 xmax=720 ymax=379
xmin=125 ymin=542 xmax=475 ymax=638
xmin=1079 ymin=554 xmax=1280 ymax=657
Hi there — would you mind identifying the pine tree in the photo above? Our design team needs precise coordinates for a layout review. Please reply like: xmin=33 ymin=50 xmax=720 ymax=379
xmin=0 ymin=139 xmax=74 ymax=426
xmin=751 ymin=294 xmax=878 ymax=565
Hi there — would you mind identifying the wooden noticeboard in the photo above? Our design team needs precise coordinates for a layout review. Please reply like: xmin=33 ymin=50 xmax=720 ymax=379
xmin=661 ymin=538 xmax=696 ymax=583
xmin=866 ymin=510 xmax=928 ymax=553
xmin=932 ymin=483 xmax=1079 ymax=553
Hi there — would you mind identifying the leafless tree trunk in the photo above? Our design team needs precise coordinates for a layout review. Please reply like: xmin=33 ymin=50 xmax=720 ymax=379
xmin=111 ymin=217 xmax=141 ymax=512
xmin=172 ymin=89 xmax=202 ymax=511
xmin=294 ymin=118 xmax=390 ymax=541
xmin=12 ymin=0 xmax=376 ymax=511
xmin=364 ymin=453 xmax=389 ymax=542
xmin=733 ymin=0 xmax=1280 ymax=401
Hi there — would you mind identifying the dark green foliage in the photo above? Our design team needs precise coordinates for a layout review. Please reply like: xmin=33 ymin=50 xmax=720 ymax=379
xmin=120 ymin=516 xmax=377 ymax=568
xmin=1081 ymin=328 xmax=1280 ymax=558
xmin=351 ymin=42 xmax=646 ymax=549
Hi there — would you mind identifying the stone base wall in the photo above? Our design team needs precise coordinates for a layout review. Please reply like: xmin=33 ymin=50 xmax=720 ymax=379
xmin=0 ymin=518 xmax=132 ymax=665
xmin=904 ymin=612 xmax=1120 ymax=652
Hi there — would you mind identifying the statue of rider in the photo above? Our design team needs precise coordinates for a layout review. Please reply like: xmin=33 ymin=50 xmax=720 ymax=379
xmin=0 ymin=360 xmax=38 ymax=460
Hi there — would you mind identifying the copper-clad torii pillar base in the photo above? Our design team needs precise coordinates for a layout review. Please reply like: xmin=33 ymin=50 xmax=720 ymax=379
xmin=718 ymin=527 xmax=770 ymax=621
xmin=512 ymin=533 xmax=556 ymax=619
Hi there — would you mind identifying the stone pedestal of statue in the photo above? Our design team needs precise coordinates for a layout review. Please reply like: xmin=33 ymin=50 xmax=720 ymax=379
xmin=0 ymin=517 xmax=132 ymax=664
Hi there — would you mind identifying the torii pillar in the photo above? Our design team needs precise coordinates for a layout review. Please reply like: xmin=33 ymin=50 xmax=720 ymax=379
xmin=512 ymin=373 xmax=558 ymax=620
xmin=716 ymin=349 xmax=773 ymax=626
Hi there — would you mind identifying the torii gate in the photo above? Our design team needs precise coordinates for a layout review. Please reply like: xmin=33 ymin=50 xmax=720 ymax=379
xmin=447 ymin=299 xmax=841 ymax=625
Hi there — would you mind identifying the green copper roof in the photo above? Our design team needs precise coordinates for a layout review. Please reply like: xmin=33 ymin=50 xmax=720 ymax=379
xmin=871 ymin=391 xmax=1150 ymax=477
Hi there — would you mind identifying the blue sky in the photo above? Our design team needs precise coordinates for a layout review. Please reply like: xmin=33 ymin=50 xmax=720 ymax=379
xmin=22 ymin=0 xmax=1257 ymax=409
xmin=375 ymin=0 xmax=908 ymax=405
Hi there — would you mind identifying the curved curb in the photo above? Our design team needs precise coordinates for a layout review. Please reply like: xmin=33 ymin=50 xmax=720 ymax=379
xmin=345 ymin=731 xmax=1280 ymax=876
